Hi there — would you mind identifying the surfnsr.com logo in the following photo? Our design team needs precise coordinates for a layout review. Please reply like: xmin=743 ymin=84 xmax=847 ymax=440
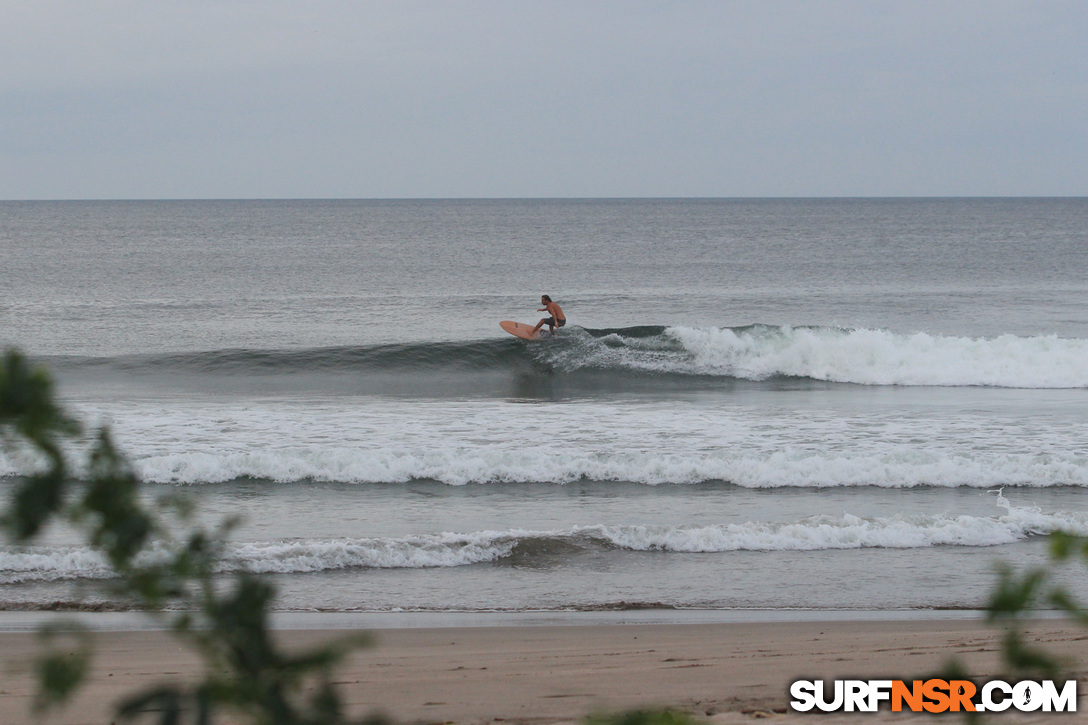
xmin=790 ymin=679 xmax=1077 ymax=713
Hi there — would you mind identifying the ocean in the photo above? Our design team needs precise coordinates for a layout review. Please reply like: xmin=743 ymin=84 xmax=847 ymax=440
xmin=2 ymin=198 xmax=1087 ymax=613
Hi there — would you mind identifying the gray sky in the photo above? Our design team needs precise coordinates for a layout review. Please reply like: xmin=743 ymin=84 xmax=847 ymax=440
xmin=2 ymin=1 xmax=1086 ymax=199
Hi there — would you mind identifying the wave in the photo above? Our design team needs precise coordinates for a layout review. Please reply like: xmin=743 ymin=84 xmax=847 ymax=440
xmin=4 ymin=500 xmax=1085 ymax=583
xmin=4 ymin=396 xmax=1086 ymax=487
xmin=125 ymin=448 xmax=1088 ymax=488
xmin=658 ymin=326 xmax=1088 ymax=387
xmin=10 ymin=448 xmax=1087 ymax=489
xmin=44 ymin=325 xmax=1088 ymax=388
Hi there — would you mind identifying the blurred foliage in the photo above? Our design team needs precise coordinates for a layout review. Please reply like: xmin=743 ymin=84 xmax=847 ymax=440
xmin=984 ymin=529 xmax=1088 ymax=678
xmin=33 ymin=624 xmax=93 ymax=714
xmin=0 ymin=349 xmax=383 ymax=724
xmin=0 ymin=349 xmax=81 ymax=541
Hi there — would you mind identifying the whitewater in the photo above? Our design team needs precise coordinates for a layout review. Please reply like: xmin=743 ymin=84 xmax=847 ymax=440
xmin=5 ymin=492 xmax=1088 ymax=585
xmin=1 ymin=393 xmax=1083 ymax=489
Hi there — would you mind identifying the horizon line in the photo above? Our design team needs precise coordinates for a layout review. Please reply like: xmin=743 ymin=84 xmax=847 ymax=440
xmin=3 ymin=195 xmax=1086 ymax=203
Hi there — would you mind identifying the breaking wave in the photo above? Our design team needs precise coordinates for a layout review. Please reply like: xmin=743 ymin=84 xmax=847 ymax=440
xmin=4 ymin=498 xmax=1085 ymax=584
xmin=44 ymin=325 xmax=1088 ymax=388
xmin=126 ymin=448 xmax=1088 ymax=488
xmin=3 ymin=394 xmax=1086 ymax=487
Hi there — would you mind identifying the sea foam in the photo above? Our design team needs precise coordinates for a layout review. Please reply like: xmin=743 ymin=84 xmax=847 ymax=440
xmin=125 ymin=447 xmax=1088 ymax=488
xmin=3 ymin=396 xmax=1085 ymax=487
xmin=3 ymin=500 xmax=1085 ymax=583
xmin=562 ymin=326 xmax=1088 ymax=388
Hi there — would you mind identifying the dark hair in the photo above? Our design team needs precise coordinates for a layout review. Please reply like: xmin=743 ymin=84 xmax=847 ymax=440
xmin=541 ymin=294 xmax=552 ymax=302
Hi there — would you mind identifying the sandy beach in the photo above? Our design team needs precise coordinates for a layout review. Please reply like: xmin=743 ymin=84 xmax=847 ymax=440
xmin=2 ymin=618 xmax=1086 ymax=724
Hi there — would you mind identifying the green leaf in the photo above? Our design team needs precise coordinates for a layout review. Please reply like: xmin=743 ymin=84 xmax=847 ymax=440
xmin=32 ymin=624 xmax=92 ymax=713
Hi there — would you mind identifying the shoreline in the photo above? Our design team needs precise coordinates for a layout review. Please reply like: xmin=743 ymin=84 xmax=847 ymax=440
xmin=0 ymin=607 xmax=1004 ymax=633
xmin=2 ymin=617 xmax=1085 ymax=724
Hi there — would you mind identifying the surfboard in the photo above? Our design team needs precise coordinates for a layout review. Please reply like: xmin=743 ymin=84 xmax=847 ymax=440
xmin=500 ymin=320 xmax=544 ymax=340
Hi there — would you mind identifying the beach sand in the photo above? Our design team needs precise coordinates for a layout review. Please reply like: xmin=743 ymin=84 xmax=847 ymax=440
xmin=1 ymin=619 xmax=1085 ymax=724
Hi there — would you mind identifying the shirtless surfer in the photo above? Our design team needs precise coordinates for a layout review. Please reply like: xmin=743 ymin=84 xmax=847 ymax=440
xmin=533 ymin=295 xmax=566 ymax=335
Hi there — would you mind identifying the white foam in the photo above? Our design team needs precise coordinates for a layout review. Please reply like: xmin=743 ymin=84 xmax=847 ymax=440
xmin=0 ymin=532 xmax=520 ymax=584
xmin=229 ymin=532 xmax=519 ymax=572
xmin=125 ymin=448 xmax=1088 ymax=487
xmin=594 ymin=506 xmax=1088 ymax=552
xmin=556 ymin=326 xmax=1088 ymax=388
xmin=3 ymin=398 xmax=1085 ymax=488
xmin=0 ymin=546 xmax=114 ymax=584
xmin=4 ymin=500 xmax=1086 ymax=583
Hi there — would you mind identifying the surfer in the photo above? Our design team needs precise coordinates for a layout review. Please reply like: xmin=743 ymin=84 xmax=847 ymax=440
xmin=533 ymin=295 xmax=566 ymax=335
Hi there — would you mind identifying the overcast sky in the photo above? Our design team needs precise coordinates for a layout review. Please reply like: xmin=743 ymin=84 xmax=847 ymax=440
xmin=2 ymin=1 xmax=1086 ymax=199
